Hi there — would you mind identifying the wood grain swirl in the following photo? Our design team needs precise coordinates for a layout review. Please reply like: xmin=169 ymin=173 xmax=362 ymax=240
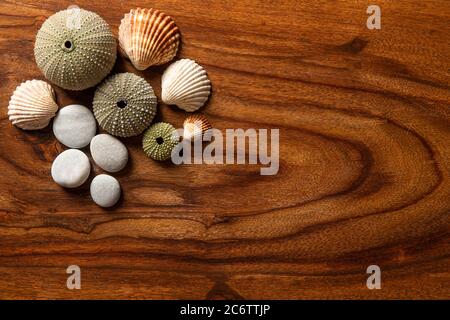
xmin=0 ymin=0 xmax=449 ymax=299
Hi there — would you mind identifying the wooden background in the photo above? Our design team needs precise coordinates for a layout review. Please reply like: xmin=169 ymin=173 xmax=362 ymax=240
xmin=0 ymin=0 xmax=449 ymax=299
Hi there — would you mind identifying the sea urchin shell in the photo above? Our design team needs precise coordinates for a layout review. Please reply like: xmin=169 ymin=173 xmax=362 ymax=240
xmin=142 ymin=122 xmax=179 ymax=161
xmin=8 ymin=80 xmax=58 ymax=130
xmin=161 ymin=59 xmax=211 ymax=112
xmin=119 ymin=8 xmax=180 ymax=70
xmin=93 ymin=73 xmax=157 ymax=138
xmin=34 ymin=8 xmax=117 ymax=90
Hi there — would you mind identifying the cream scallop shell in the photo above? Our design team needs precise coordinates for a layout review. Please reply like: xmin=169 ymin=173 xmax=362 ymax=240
xmin=183 ymin=114 xmax=212 ymax=140
xmin=118 ymin=8 xmax=180 ymax=70
xmin=161 ymin=59 xmax=211 ymax=112
xmin=8 ymin=80 xmax=59 ymax=130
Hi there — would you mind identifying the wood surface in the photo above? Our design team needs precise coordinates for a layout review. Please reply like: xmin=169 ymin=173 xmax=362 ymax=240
xmin=0 ymin=0 xmax=449 ymax=299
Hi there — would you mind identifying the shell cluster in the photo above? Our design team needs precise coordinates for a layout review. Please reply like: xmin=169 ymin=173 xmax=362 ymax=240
xmin=162 ymin=59 xmax=211 ymax=112
xmin=9 ymin=6 xmax=215 ymax=208
xmin=93 ymin=73 xmax=157 ymax=138
xmin=34 ymin=8 xmax=117 ymax=90
xmin=8 ymin=80 xmax=59 ymax=130
xmin=142 ymin=122 xmax=179 ymax=161
xmin=119 ymin=8 xmax=180 ymax=70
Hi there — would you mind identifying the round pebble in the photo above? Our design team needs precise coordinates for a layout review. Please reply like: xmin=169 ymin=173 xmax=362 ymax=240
xmin=90 ymin=174 xmax=121 ymax=208
xmin=53 ymin=104 xmax=97 ymax=148
xmin=90 ymin=134 xmax=128 ymax=172
xmin=51 ymin=149 xmax=91 ymax=188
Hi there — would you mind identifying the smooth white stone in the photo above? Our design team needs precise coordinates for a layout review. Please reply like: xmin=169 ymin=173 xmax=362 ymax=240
xmin=53 ymin=104 xmax=97 ymax=148
xmin=90 ymin=134 xmax=128 ymax=172
xmin=90 ymin=174 xmax=121 ymax=208
xmin=51 ymin=149 xmax=91 ymax=188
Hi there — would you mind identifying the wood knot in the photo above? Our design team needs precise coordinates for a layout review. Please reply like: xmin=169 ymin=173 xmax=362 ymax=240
xmin=206 ymin=277 xmax=244 ymax=299
xmin=340 ymin=37 xmax=368 ymax=53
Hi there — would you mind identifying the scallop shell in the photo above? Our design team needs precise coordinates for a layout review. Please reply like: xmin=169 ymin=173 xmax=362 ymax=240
xmin=143 ymin=122 xmax=179 ymax=161
xmin=34 ymin=8 xmax=117 ymax=90
xmin=161 ymin=59 xmax=211 ymax=112
xmin=119 ymin=8 xmax=180 ymax=71
xmin=183 ymin=114 xmax=212 ymax=141
xmin=8 ymin=80 xmax=59 ymax=130
xmin=93 ymin=73 xmax=157 ymax=138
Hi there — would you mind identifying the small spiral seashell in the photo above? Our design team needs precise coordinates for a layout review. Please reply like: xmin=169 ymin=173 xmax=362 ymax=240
xmin=183 ymin=114 xmax=212 ymax=141
xmin=93 ymin=73 xmax=157 ymax=138
xmin=119 ymin=8 xmax=180 ymax=70
xmin=8 ymin=80 xmax=59 ymax=130
xmin=142 ymin=122 xmax=179 ymax=161
xmin=34 ymin=8 xmax=117 ymax=90
xmin=161 ymin=59 xmax=211 ymax=112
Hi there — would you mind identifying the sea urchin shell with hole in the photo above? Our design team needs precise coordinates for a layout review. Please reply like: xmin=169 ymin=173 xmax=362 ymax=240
xmin=34 ymin=8 xmax=117 ymax=90
xmin=142 ymin=122 xmax=179 ymax=161
xmin=93 ymin=73 xmax=157 ymax=138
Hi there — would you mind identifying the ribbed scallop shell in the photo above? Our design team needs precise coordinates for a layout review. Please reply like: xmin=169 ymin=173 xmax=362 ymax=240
xmin=142 ymin=122 xmax=179 ymax=161
xmin=93 ymin=73 xmax=157 ymax=138
xmin=183 ymin=114 xmax=212 ymax=140
xmin=161 ymin=59 xmax=211 ymax=112
xmin=119 ymin=8 xmax=180 ymax=71
xmin=8 ymin=80 xmax=59 ymax=130
xmin=34 ymin=8 xmax=117 ymax=90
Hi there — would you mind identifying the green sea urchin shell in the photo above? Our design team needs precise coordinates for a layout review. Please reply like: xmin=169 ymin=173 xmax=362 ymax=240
xmin=34 ymin=8 xmax=117 ymax=90
xmin=143 ymin=122 xmax=179 ymax=161
xmin=93 ymin=73 xmax=157 ymax=137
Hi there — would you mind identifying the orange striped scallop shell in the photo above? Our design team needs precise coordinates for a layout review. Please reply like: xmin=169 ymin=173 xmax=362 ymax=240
xmin=119 ymin=8 xmax=180 ymax=70
xmin=183 ymin=114 xmax=212 ymax=141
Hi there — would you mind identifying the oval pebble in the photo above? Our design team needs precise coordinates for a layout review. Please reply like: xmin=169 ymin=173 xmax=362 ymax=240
xmin=90 ymin=174 xmax=121 ymax=208
xmin=90 ymin=134 xmax=128 ymax=172
xmin=53 ymin=104 xmax=97 ymax=148
xmin=51 ymin=149 xmax=91 ymax=188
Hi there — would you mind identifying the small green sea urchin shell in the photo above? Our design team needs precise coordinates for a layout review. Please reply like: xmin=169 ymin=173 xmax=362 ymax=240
xmin=34 ymin=8 xmax=117 ymax=90
xmin=143 ymin=122 xmax=179 ymax=161
xmin=93 ymin=73 xmax=157 ymax=137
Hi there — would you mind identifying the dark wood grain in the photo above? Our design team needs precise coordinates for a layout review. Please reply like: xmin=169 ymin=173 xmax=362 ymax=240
xmin=0 ymin=0 xmax=449 ymax=299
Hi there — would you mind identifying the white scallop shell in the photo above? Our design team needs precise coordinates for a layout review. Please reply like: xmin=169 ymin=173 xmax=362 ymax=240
xmin=8 ymin=80 xmax=59 ymax=130
xmin=161 ymin=59 xmax=211 ymax=112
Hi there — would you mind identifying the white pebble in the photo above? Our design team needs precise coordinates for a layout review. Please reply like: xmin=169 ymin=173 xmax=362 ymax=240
xmin=53 ymin=104 xmax=97 ymax=148
xmin=90 ymin=134 xmax=128 ymax=172
xmin=51 ymin=149 xmax=91 ymax=188
xmin=90 ymin=174 xmax=121 ymax=207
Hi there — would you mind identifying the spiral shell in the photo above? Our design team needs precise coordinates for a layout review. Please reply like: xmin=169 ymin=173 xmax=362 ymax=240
xmin=34 ymin=8 xmax=117 ymax=90
xmin=142 ymin=122 xmax=179 ymax=161
xmin=8 ymin=80 xmax=59 ymax=130
xmin=119 ymin=8 xmax=180 ymax=71
xmin=93 ymin=73 xmax=157 ymax=138
xmin=183 ymin=114 xmax=212 ymax=141
xmin=161 ymin=59 xmax=211 ymax=112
